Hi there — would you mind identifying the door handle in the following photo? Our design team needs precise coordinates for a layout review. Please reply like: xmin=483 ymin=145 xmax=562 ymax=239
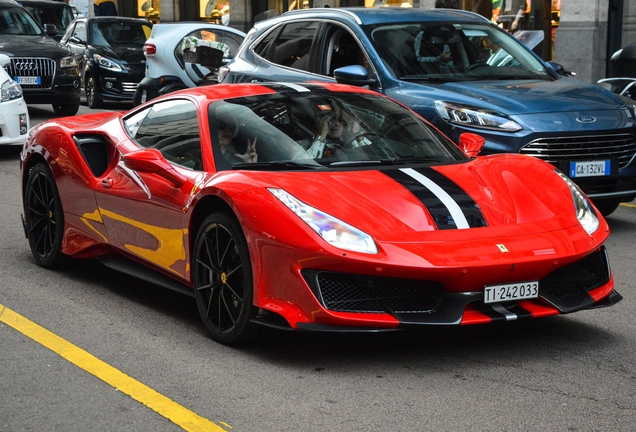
xmin=101 ymin=178 xmax=112 ymax=188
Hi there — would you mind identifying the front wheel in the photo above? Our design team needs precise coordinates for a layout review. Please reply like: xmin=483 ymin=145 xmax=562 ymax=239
xmin=594 ymin=200 xmax=620 ymax=217
xmin=86 ymin=76 xmax=103 ymax=109
xmin=24 ymin=163 xmax=66 ymax=268
xmin=192 ymin=212 xmax=258 ymax=345
xmin=52 ymin=102 xmax=80 ymax=117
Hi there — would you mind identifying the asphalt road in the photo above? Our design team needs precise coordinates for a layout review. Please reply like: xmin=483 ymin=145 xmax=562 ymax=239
xmin=1 ymin=103 xmax=635 ymax=431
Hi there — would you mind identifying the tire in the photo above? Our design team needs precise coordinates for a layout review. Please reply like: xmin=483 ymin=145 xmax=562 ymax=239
xmin=594 ymin=200 xmax=620 ymax=217
xmin=52 ymin=102 xmax=80 ymax=117
xmin=86 ymin=76 xmax=103 ymax=109
xmin=24 ymin=163 xmax=66 ymax=268
xmin=192 ymin=212 xmax=258 ymax=345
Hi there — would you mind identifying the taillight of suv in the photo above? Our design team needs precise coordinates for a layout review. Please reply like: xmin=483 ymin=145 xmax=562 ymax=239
xmin=144 ymin=43 xmax=157 ymax=56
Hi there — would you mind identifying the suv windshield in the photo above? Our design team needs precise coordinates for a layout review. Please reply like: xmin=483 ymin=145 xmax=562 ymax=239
xmin=364 ymin=22 xmax=552 ymax=82
xmin=90 ymin=21 xmax=151 ymax=47
xmin=20 ymin=3 xmax=74 ymax=30
xmin=0 ymin=5 xmax=42 ymax=36
xmin=208 ymin=91 xmax=466 ymax=170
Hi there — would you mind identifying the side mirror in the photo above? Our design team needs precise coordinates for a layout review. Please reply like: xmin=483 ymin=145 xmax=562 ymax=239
xmin=69 ymin=36 xmax=86 ymax=45
xmin=458 ymin=133 xmax=485 ymax=158
xmin=123 ymin=148 xmax=186 ymax=187
xmin=546 ymin=61 xmax=576 ymax=77
xmin=333 ymin=65 xmax=377 ymax=87
xmin=44 ymin=24 xmax=58 ymax=38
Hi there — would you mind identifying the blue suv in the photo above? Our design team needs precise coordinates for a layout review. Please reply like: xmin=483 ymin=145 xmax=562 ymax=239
xmin=220 ymin=7 xmax=636 ymax=216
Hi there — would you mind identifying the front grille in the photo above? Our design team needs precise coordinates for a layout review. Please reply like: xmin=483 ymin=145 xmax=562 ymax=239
xmin=520 ymin=133 xmax=636 ymax=169
xmin=122 ymin=82 xmax=138 ymax=93
xmin=303 ymin=270 xmax=446 ymax=314
xmin=540 ymin=247 xmax=610 ymax=299
xmin=6 ymin=58 xmax=56 ymax=89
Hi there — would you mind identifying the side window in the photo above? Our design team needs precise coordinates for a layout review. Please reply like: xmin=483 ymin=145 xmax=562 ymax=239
xmin=175 ymin=28 xmax=244 ymax=64
xmin=326 ymin=28 xmax=373 ymax=78
xmin=268 ymin=21 xmax=319 ymax=71
xmin=124 ymin=100 xmax=203 ymax=170
xmin=72 ymin=22 xmax=86 ymax=42
xmin=252 ymin=27 xmax=279 ymax=58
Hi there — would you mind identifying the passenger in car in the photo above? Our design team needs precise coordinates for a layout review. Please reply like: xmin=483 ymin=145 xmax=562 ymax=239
xmin=304 ymin=108 xmax=371 ymax=159
xmin=216 ymin=115 xmax=258 ymax=163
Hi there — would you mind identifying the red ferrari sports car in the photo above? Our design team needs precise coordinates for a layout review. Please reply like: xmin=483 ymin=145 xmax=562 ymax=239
xmin=21 ymin=82 xmax=622 ymax=344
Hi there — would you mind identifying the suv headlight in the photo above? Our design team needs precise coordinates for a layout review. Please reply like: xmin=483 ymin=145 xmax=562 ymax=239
xmin=1 ymin=78 xmax=23 ymax=102
xmin=269 ymin=188 xmax=378 ymax=254
xmin=434 ymin=101 xmax=522 ymax=132
xmin=556 ymin=171 xmax=599 ymax=234
xmin=60 ymin=56 xmax=78 ymax=68
xmin=93 ymin=54 xmax=122 ymax=71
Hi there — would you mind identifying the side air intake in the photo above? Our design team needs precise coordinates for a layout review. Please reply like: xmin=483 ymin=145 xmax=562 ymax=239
xmin=73 ymin=135 xmax=111 ymax=177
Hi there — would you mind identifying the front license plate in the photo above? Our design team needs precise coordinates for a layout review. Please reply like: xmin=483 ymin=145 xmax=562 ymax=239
xmin=15 ymin=76 xmax=41 ymax=85
xmin=569 ymin=160 xmax=610 ymax=178
xmin=484 ymin=281 xmax=539 ymax=304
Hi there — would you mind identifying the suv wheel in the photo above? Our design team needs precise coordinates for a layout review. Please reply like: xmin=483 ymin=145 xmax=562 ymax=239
xmin=86 ymin=76 xmax=103 ymax=109
xmin=52 ymin=103 xmax=80 ymax=117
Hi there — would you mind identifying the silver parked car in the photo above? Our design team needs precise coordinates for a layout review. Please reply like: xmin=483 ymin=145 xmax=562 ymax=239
xmin=133 ymin=22 xmax=245 ymax=106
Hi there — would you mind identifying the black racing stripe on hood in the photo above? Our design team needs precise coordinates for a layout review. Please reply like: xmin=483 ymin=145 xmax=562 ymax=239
xmin=384 ymin=167 xmax=487 ymax=230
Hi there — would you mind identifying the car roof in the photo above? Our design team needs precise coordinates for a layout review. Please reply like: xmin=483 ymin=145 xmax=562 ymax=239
xmin=280 ymin=7 xmax=490 ymax=26
xmin=17 ymin=0 xmax=71 ymax=5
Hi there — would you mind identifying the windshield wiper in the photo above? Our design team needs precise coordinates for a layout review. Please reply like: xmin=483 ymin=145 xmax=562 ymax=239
xmin=231 ymin=161 xmax=322 ymax=170
xmin=399 ymin=75 xmax=476 ymax=83
xmin=329 ymin=157 xmax=445 ymax=167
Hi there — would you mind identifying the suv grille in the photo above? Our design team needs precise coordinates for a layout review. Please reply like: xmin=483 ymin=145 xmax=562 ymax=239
xmin=6 ymin=58 xmax=56 ymax=89
xmin=520 ymin=133 xmax=636 ymax=169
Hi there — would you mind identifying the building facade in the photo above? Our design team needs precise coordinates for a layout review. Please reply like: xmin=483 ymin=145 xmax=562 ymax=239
xmin=90 ymin=0 xmax=635 ymax=85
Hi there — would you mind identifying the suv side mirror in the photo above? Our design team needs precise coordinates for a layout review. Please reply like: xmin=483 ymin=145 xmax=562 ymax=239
xmin=547 ymin=61 xmax=576 ymax=77
xmin=44 ymin=24 xmax=58 ymax=38
xmin=333 ymin=65 xmax=377 ymax=87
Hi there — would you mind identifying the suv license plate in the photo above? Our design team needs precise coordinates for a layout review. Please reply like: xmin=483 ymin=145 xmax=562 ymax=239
xmin=569 ymin=160 xmax=610 ymax=178
xmin=484 ymin=282 xmax=539 ymax=304
xmin=16 ymin=76 xmax=41 ymax=85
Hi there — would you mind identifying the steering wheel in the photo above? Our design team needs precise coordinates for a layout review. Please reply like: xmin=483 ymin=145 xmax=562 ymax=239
xmin=344 ymin=131 xmax=378 ymax=148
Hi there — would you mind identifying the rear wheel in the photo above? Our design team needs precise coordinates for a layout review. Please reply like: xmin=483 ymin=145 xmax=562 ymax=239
xmin=24 ymin=163 xmax=66 ymax=268
xmin=192 ymin=212 xmax=258 ymax=345
xmin=86 ymin=76 xmax=103 ymax=109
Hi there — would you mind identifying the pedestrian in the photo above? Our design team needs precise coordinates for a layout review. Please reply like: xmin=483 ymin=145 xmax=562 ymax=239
xmin=94 ymin=0 xmax=118 ymax=17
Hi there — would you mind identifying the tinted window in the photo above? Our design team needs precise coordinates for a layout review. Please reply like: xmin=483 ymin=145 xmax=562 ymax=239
xmin=209 ymin=91 xmax=464 ymax=170
xmin=124 ymin=100 xmax=202 ymax=170
xmin=21 ymin=4 xmax=74 ymax=29
xmin=90 ymin=21 xmax=151 ymax=47
xmin=267 ymin=21 xmax=318 ymax=70
xmin=0 ymin=6 xmax=42 ymax=35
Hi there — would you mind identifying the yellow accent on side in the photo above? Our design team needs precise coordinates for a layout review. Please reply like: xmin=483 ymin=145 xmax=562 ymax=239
xmin=82 ymin=209 xmax=104 ymax=223
xmin=99 ymin=208 xmax=186 ymax=276
xmin=620 ymin=202 xmax=636 ymax=209
xmin=0 ymin=304 xmax=228 ymax=432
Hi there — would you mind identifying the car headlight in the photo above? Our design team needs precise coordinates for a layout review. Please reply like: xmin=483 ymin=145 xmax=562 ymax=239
xmin=269 ymin=188 xmax=378 ymax=254
xmin=556 ymin=171 xmax=599 ymax=234
xmin=93 ymin=54 xmax=122 ymax=71
xmin=1 ymin=78 xmax=22 ymax=102
xmin=60 ymin=56 xmax=78 ymax=68
xmin=434 ymin=101 xmax=522 ymax=132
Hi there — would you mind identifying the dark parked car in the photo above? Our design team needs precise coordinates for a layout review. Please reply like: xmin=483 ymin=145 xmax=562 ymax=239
xmin=17 ymin=0 xmax=75 ymax=41
xmin=61 ymin=16 xmax=152 ymax=108
xmin=220 ymin=7 xmax=636 ymax=216
xmin=0 ymin=0 xmax=80 ymax=116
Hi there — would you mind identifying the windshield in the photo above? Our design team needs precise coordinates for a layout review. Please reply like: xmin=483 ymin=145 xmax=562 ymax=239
xmin=364 ymin=22 xmax=552 ymax=82
xmin=0 ymin=6 xmax=42 ymax=36
xmin=21 ymin=4 xmax=74 ymax=29
xmin=209 ymin=91 xmax=466 ymax=171
xmin=90 ymin=21 xmax=151 ymax=47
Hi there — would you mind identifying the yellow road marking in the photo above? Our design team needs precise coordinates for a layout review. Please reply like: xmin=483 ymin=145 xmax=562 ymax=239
xmin=620 ymin=202 xmax=636 ymax=208
xmin=0 ymin=304 xmax=228 ymax=432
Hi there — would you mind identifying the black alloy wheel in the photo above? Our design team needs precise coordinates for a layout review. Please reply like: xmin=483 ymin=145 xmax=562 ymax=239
xmin=86 ymin=76 xmax=103 ymax=109
xmin=24 ymin=163 xmax=65 ymax=268
xmin=192 ymin=213 xmax=258 ymax=344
